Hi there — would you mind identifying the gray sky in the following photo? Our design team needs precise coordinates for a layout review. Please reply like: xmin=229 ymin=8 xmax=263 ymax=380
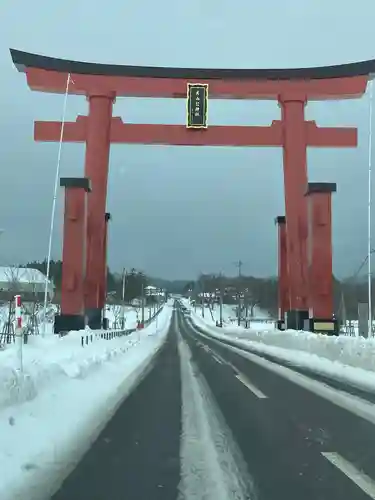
xmin=1 ymin=0 xmax=375 ymax=279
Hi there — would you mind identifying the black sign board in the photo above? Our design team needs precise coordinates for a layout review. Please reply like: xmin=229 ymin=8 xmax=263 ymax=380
xmin=186 ymin=83 xmax=208 ymax=129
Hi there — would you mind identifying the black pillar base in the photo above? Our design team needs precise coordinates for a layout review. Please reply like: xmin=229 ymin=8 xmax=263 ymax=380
xmin=54 ymin=314 xmax=85 ymax=334
xmin=102 ymin=317 xmax=109 ymax=330
xmin=306 ymin=318 xmax=339 ymax=336
xmin=86 ymin=308 xmax=103 ymax=330
xmin=276 ymin=320 xmax=285 ymax=331
xmin=285 ymin=310 xmax=309 ymax=331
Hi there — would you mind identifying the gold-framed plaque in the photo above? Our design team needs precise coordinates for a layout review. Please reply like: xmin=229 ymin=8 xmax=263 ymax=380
xmin=186 ymin=83 xmax=208 ymax=129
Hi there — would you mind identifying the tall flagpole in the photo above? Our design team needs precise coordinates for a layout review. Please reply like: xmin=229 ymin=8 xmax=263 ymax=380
xmin=367 ymin=80 xmax=373 ymax=337
xmin=42 ymin=73 xmax=71 ymax=336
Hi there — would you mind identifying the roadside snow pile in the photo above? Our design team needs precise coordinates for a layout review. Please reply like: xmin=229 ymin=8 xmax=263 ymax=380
xmin=0 ymin=303 xmax=172 ymax=500
xmin=185 ymin=303 xmax=375 ymax=392
xmin=0 ymin=328 xmax=138 ymax=410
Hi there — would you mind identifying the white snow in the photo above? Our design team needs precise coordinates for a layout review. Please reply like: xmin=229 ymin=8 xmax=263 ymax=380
xmin=176 ymin=316 xmax=254 ymax=500
xmin=0 ymin=302 xmax=158 ymax=345
xmin=191 ymin=302 xmax=273 ymax=331
xmin=0 ymin=302 xmax=173 ymax=500
xmin=182 ymin=299 xmax=375 ymax=394
xmin=103 ymin=303 xmax=156 ymax=329
xmin=0 ymin=266 xmax=53 ymax=285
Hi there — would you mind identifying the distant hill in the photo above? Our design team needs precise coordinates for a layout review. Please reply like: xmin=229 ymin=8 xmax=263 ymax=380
xmin=149 ymin=277 xmax=190 ymax=294
xmin=343 ymin=274 xmax=368 ymax=284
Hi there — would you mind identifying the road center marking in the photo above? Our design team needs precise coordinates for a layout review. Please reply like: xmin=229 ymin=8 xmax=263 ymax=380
xmin=322 ymin=452 xmax=375 ymax=499
xmin=235 ymin=373 xmax=268 ymax=399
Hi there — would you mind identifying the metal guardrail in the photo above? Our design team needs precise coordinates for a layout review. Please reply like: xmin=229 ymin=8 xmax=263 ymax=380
xmin=0 ymin=305 xmax=165 ymax=350
xmin=79 ymin=306 xmax=165 ymax=346
xmin=80 ymin=328 xmax=136 ymax=347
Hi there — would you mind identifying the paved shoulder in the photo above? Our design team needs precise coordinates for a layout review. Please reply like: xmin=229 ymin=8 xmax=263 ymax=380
xmin=52 ymin=325 xmax=181 ymax=500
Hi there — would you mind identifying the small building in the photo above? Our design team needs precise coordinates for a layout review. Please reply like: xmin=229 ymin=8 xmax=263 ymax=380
xmin=0 ymin=267 xmax=54 ymax=302
xmin=145 ymin=285 xmax=165 ymax=298
xmin=131 ymin=297 xmax=143 ymax=307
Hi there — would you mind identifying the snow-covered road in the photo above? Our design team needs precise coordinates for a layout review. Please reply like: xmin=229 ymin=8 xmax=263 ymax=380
xmin=177 ymin=324 xmax=253 ymax=500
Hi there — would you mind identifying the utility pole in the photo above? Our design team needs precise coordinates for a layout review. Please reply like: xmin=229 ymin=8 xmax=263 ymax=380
xmin=121 ymin=268 xmax=126 ymax=329
xmin=237 ymin=291 xmax=241 ymax=326
xmin=234 ymin=260 xmax=244 ymax=326
xmin=245 ymin=293 xmax=249 ymax=328
xmin=234 ymin=259 xmax=244 ymax=278
xmin=219 ymin=273 xmax=223 ymax=327
xmin=197 ymin=275 xmax=205 ymax=318
xmin=141 ymin=282 xmax=145 ymax=326
xmin=340 ymin=290 xmax=347 ymax=334
xmin=201 ymin=282 xmax=205 ymax=318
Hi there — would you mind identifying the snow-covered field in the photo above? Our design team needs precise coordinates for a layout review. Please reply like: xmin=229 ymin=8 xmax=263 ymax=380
xmin=192 ymin=302 xmax=273 ymax=331
xmin=0 ymin=302 xmax=173 ymax=500
xmin=182 ymin=299 xmax=375 ymax=394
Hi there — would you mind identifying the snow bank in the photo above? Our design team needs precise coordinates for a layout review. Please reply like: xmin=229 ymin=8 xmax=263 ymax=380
xmin=0 ymin=303 xmax=173 ymax=500
xmin=184 ymin=302 xmax=375 ymax=393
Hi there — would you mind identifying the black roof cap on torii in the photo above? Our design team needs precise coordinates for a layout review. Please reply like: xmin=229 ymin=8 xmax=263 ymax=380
xmin=9 ymin=49 xmax=375 ymax=80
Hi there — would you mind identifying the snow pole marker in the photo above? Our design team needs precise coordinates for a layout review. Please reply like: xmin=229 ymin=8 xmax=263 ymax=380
xmin=14 ymin=294 xmax=23 ymax=373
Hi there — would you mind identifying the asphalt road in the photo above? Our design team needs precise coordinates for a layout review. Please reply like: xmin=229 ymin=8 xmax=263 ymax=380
xmin=51 ymin=305 xmax=375 ymax=499
xmin=52 ymin=320 xmax=182 ymax=500
xmin=178 ymin=309 xmax=375 ymax=500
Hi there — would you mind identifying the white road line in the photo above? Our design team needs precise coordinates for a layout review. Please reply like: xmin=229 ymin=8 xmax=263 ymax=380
xmin=322 ymin=452 xmax=375 ymax=499
xmin=187 ymin=324 xmax=268 ymax=399
xmin=212 ymin=354 xmax=223 ymax=364
xmin=211 ymin=350 xmax=229 ymax=366
xmin=235 ymin=373 xmax=268 ymax=399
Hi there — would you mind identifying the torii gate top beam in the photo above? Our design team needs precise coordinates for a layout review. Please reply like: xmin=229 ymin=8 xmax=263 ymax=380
xmin=10 ymin=49 xmax=373 ymax=100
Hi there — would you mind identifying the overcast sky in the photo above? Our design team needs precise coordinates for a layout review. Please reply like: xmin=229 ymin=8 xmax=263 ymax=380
xmin=1 ymin=0 xmax=375 ymax=279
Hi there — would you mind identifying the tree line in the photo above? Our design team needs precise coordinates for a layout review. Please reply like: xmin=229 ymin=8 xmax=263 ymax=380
xmin=183 ymin=273 xmax=372 ymax=321
xmin=25 ymin=260 xmax=150 ymax=304
xmin=23 ymin=261 xmax=371 ymax=319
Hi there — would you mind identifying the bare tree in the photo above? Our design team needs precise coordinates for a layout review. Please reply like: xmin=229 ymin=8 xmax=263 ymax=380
xmin=111 ymin=304 xmax=124 ymax=329
xmin=0 ymin=267 xmax=47 ymax=337
xmin=23 ymin=281 xmax=41 ymax=335
xmin=0 ymin=267 xmax=22 ymax=342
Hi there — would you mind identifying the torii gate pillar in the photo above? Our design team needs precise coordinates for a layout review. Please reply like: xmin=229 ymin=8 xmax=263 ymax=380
xmin=275 ymin=216 xmax=288 ymax=330
xmin=305 ymin=182 xmax=338 ymax=335
xmin=84 ymin=94 xmax=114 ymax=330
xmin=55 ymin=177 xmax=91 ymax=334
xmin=280 ymin=96 xmax=309 ymax=331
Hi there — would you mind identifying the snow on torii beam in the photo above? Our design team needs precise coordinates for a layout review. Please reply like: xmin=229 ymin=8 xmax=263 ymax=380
xmin=10 ymin=48 xmax=374 ymax=329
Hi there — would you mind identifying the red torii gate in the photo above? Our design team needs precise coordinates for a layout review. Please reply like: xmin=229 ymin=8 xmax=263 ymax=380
xmin=10 ymin=49 xmax=373 ymax=331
